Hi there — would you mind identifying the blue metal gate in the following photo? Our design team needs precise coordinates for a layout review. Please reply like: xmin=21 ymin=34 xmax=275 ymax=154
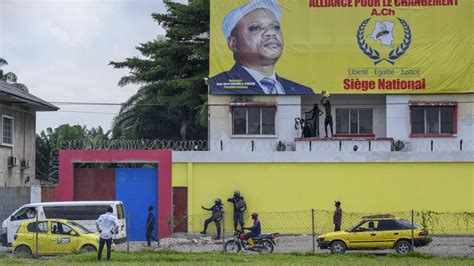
xmin=115 ymin=168 xmax=158 ymax=241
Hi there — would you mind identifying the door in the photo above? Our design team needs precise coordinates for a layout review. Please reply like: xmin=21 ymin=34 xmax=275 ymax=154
xmin=49 ymin=222 xmax=78 ymax=254
xmin=377 ymin=219 xmax=406 ymax=248
xmin=347 ymin=221 xmax=380 ymax=249
xmin=173 ymin=187 xmax=188 ymax=232
xmin=115 ymin=168 xmax=158 ymax=241
xmin=26 ymin=221 xmax=49 ymax=255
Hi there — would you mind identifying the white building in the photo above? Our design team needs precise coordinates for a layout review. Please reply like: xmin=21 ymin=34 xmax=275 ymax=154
xmin=209 ymin=94 xmax=473 ymax=153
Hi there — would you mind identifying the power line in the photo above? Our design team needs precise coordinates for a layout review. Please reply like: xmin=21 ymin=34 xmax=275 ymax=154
xmin=57 ymin=110 xmax=117 ymax=115
xmin=50 ymin=100 xmax=474 ymax=107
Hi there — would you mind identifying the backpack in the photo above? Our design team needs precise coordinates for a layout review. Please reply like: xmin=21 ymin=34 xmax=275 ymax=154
xmin=235 ymin=198 xmax=247 ymax=212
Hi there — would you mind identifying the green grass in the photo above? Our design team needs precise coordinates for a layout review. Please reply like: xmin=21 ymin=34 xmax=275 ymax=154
xmin=0 ymin=252 xmax=473 ymax=265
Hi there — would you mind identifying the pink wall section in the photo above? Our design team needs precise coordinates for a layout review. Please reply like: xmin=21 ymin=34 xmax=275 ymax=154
xmin=56 ymin=150 xmax=172 ymax=238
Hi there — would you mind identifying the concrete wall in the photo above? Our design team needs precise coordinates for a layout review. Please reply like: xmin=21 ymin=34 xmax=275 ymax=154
xmin=0 ymin=187 xmax=31 ymax=223
xmin=209 ymin=95 xmax=301 ymax=151
xmin=0 ymin=104 xmax=36 ymax=187
xmin=170 ymin=154 xmax=473 ymax=232
xmin=386 ymin=94 xmax=474 ymax=151
xmin=171 ymin=151 xmax=473 ymax=216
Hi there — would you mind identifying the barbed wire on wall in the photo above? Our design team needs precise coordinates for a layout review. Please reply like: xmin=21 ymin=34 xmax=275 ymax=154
xmin=60 ymin=139 xmax=474 ymax=153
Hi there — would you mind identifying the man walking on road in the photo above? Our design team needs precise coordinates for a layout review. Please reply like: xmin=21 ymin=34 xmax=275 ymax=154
xmin=96 ymin=206 xmax=118 ymax=261
xmin=333 ymin=201 xmax=342 ymax=231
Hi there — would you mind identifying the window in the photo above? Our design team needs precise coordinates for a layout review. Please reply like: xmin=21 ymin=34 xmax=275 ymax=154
xmin=377 ymin=220 xmax=400 ymax=231
xmin=410 ymin=102 xmax=457 ymax=137
xmin=52 ymin=222 xmax=75 ymax=235
xmin=27 ymin=222 xmax=48 ymax=233
xmin=12 ymin=207 xmax=36 ymax=221
xmin=231 ymin=106 xmax=276 ymax=135
xmin=336 ymin=108 xmax=373 ymax=135
xmin=2 ymin=115 xmax=13 ymax=145
xmin=117 ymin=204 xmax=124 ymax=219
xmin=43 ymin=205 xmax=111 ymax=220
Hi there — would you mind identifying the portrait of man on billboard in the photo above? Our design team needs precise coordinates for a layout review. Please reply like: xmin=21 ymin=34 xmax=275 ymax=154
xmin=209 ymin=0 xmax=313 ymax=95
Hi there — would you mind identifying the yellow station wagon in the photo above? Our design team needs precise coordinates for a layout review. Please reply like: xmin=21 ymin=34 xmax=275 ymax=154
xmin=317 ymin=214 xmax=431 ymax=254
xmin=13 ymin=219 xmax=102 ymax=256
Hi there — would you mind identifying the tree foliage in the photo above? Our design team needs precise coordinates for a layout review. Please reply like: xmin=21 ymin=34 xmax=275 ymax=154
xmin=36 ymin=124 xmax=110 ymax=182
xmin=0 ymin=58 xmax=29 ymax=92
xmin=110 ymin=0 xmax=209 ymax=140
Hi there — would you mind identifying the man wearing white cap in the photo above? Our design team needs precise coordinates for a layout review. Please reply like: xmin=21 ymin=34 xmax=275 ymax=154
xmin=209 ymin=0 xmax=313 ymax=95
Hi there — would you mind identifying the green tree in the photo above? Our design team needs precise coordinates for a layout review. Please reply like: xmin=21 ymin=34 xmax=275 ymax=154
xmin=0 ymin=58 xmax=29 ymax=92
xmin=110 ymin=0 xmax=209 ymax=140
xmin=36 ymin=124 xmax=89 ymax=182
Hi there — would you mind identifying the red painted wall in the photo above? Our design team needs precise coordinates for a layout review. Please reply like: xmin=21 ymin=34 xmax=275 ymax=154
xmin=74 ymin=168 xmax=115 ymax=201
xmin=56 ymin=150 xmax=172 ymax=238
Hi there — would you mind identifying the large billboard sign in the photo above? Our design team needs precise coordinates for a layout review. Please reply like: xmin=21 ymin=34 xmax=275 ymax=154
xmin=209 ymin=0 xmax=472 ymax=95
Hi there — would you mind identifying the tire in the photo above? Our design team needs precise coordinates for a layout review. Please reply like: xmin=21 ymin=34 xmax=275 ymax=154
xmin=14 ymin=245 xmax=32 ymax=257
xmin=395 ymin=240 xmax=412 ymax=254
xmin=224 ymin=240 xmax=241 ymax=253
xmin=80 ymin=244 xmax=97 ymax=253
xmin=330 ymin=240 xmax=346 ymax=254
xmin=259 ymin=239 xmax=274 ymax=254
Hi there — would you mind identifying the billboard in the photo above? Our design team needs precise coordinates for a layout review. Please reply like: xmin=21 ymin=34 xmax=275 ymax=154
xmin=209 ymin=0 xmax=472 ymax=95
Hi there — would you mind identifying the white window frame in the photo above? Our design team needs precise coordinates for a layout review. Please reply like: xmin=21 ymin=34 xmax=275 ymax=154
xmin=230 ymin=106 xmax=276 ymax=137
xmin=335 ymin=108 xmax=373 ymax=135
xmin=2 ymin=115 xmax=14 ymax=146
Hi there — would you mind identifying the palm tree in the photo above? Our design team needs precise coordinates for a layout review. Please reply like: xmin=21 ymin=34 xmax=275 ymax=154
xmin=0 ymin=58 xmax=29 ymax=92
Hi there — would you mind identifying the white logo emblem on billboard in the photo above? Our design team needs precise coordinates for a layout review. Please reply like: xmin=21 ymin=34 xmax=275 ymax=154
xmin=367 ymin=21 xmax=395 ymax=48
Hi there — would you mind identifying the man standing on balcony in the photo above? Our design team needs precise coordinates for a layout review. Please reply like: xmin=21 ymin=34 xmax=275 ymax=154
xmin=321 ymin=90 xmax=333 ymax=137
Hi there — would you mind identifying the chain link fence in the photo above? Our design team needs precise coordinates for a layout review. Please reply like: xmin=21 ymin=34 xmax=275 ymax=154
xmin=6 ymin=209 xmax=472 ymax=257
xmin=113 ymin=210 xmax=473 ymax=257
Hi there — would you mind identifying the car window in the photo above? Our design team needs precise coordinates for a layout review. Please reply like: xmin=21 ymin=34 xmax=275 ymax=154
xmin=44 ymin=205 xmax=110 ymax=220
xmin=68 ymin=221 xmax=92 ymax=234
xmin=13 ymin=207 xmax=37 ymax=221
xmin=27 ymin=222 xmax=48 ymax=233
xmin=377 ymin=220 xmax=402 ymax=231
xmin=117 ymin=204 xmax=124 ymax=219
xmin=52 ymin=222 xmax=76 ymax=235
xmin=396 ymin=219 xmax=420 ymax=229
xmin=354 ymin=221 xmax=378 ymax=232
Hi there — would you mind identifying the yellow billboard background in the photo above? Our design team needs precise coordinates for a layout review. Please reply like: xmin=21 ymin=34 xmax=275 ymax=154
xmin=210 ymin=0 xmax=473 ymax=94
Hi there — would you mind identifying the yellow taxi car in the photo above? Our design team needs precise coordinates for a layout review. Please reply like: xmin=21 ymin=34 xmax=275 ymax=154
xmin=317 ymin=214 xmax=432 ymax=254
xmin=13 ymin=219 xmax=101 ymax=256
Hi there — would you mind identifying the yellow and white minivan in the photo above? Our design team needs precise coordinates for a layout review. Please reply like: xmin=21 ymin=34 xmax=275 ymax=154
xmin=1 ymin=201 xmax=126 ymax=247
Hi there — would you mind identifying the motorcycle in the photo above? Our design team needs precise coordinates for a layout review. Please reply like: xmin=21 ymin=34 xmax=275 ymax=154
xmin=224 ymin=230 xmax=278 ymax=253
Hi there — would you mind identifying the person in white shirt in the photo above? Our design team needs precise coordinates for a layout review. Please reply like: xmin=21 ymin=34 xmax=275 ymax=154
xmin=96 ymin=206 xmax=118 ymax=261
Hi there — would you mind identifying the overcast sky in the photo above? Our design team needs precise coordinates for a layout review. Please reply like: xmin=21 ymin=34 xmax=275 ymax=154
xmin=1 ymin=0 xmax=183 ymax=133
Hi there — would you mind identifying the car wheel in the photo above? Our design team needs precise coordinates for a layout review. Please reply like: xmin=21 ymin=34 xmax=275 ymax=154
xmin=81 ymin=245 xmax=97 ymax=253
xmin=395 ymin=240 xmax=412 ymax=254
xmin=224 ymin=240 xmax=241 ymax=253
xmin=330 ymin=240 xmax=346 ymax=254
xmin=14 ymin=245 xmax=32 ymax=257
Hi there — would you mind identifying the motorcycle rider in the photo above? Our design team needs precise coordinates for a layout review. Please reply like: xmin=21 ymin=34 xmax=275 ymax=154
xmin=243 ymin=212 xmax=261 ymax=248
xmin=200 ymin=198 xmax=223 ymax=240
xmin=227 ymin=190 xmax=246 ymax=232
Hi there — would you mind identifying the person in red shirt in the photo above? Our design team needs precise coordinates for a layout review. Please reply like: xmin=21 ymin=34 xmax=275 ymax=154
xmin=333 ymin=201 xmax=342 ymax=231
